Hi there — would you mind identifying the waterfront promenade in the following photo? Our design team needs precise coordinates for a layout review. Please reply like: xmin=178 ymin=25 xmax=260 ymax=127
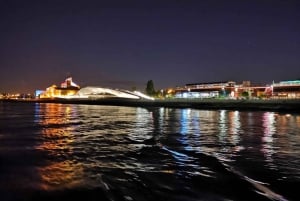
xmin=2 ymin=98 xmax=300 ymax=113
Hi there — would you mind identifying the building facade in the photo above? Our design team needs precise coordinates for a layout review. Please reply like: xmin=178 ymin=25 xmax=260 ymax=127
xmin=272 ymin=80 xmax=300 ymax=98
xmin=173 ymin=80 xmax=300 ymax=99
xmin=38 ymin=77 xmax=80 ymax=98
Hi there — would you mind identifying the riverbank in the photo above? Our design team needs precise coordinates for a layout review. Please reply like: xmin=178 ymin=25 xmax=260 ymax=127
xmin=2 ymin=98 xmax=300 ymax=113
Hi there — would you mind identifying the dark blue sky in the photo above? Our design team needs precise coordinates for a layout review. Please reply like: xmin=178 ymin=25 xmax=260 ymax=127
xmin=1 ymin=0 xmax=299 ymax=93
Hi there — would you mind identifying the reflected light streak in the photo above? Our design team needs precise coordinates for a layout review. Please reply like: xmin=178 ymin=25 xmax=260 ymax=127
xmin=217 ymin=110 xmax=243 ymax=161
xmin=218 ymin=110 xmax=228 ymax=153
xmin=38 ymin=160 xmax=85 ymax=190
xmin=158 ymin=107 xmax=165 ymax=132
xmin=130 ymin=107 xmax=152 ymax=138
xmin=219 ymin=110 xmax=227 ymax=138
xmin=34 ymin=103 xmax=84 ymax=190
xmin=179 ymin=109 xmax=201 ymax=135
xmin=261 ymin=112 xmax=276 ymax=164
xmin=180 ymin=109 xmax=191 ymax=134
xmin=179 ymin=109 xmax=201 ymax=151
xmin=229 ymin=111 xmax=241 ymax=145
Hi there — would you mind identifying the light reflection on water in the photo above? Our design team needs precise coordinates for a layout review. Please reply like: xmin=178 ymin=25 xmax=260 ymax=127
xmin=1 ymin=102 xmax=300 ymax=200
xmin=35 ymin=104 xmax=299 ymax=170
xmin=34 ymin=104 xmax=82 ymax=190
xmin=262 ymin=112 xmax=276 ymax=166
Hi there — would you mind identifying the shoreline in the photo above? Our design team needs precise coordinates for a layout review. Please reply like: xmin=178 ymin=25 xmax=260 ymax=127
xmin=2 ymin=98 xmax=300 ymax=113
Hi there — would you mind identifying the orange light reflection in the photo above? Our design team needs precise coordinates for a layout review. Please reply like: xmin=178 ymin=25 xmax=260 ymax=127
xmin=35 ymin=103 xmax=84 ymax=190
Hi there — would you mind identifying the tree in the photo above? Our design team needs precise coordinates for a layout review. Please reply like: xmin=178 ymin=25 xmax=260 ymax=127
xmin=241 ymin=91 xmax=249 ymax=99
xmin=146 ymin=80 xmax=156 ymax=96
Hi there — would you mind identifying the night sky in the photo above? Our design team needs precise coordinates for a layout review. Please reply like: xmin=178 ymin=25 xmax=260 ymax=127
xmin=0 ymin=0 xmax=299 ymax=93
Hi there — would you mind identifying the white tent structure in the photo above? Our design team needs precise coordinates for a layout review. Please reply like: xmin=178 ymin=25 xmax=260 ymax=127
xmin=71 ymin=86 xmax=154 ymax=100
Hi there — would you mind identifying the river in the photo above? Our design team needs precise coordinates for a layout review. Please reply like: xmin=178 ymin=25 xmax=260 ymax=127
xmin=0 ymin=102 xmax=299 ymax=201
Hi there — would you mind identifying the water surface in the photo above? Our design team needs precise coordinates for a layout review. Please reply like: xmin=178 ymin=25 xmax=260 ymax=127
xmin=0 ymin=102 xmax=299 ymax=200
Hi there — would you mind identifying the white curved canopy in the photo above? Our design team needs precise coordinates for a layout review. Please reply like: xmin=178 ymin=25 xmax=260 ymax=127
xmin=76 ymin=87 xmax=140 ymax=99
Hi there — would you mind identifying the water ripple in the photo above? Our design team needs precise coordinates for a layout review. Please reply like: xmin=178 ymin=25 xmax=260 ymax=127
xmin=0 ymin=103 xmax=299 ymax=200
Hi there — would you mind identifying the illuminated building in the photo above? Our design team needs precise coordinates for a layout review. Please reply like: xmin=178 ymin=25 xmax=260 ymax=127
xmin=174 ymin=81 xmax=236 ymax=98
xmin=233 ymin=81 xmax=267 ymax=99
xmin=272 ymin=80 xmax=300 ymax=98
xmin=173 ymin=81 xmax=267 ymax=99
xmin=39 ymin=77 xmax=80 ymax=99
xmin=36 ymin=77 xmax=153 ymax=100
xmin=173 ymin=79 xmax=300 ymax=99
xmin=36 ymin=77 xmax=300 ymax=100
